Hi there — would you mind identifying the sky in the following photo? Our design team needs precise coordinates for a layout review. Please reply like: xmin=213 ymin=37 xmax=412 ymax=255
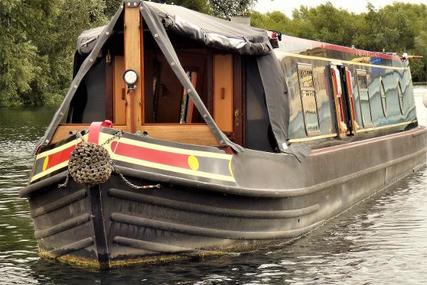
xmin=254 ymin=0 xmax=427 ymax=16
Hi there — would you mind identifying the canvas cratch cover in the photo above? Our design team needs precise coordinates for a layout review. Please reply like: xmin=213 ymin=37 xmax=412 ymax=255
xmin=40 ymin=0 xmax=290 ymax=152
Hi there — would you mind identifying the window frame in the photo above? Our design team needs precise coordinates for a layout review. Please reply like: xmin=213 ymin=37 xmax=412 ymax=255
xmin=397 ymin=80 xmax=404 ymax=115
xmin=355 ymin=69 xmax=373 ymax=128
xmin=379 ymin=76 xmax=387 ymax=118
xmin=296 ymin=63 xmax=321 ymax=136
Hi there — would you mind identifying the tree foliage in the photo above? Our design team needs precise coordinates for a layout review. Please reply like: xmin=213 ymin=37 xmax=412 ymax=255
xmin=0 ymin=0 xmax=107 ymax=106
xmin=251 ymin=2 xmax=427 ymax=82
xmin=209 ymin=0 xmax=256 ymax=18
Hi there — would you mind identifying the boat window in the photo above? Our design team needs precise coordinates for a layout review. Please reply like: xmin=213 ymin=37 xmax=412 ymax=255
xmin=397 ymin=81 xmax=404 ymax=115
xmin=144 ymin=50 xmax=206 ymax=124
xmin=356 ymin=69 xmax=372 ymax=127
xmin=296 ymin=63 xmax=320 ymax=136
xmin=380 ymin=77 xmax=387 ymax=117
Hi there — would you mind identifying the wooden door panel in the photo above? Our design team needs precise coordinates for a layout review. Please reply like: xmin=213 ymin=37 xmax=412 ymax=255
xmin=213 ymin=55 xmax=234 ymax=133
xmin=113 ymin=56 xmax=126 ymax=125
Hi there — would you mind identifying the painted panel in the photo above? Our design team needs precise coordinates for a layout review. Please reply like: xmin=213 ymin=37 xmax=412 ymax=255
xmin=276 ymin=46 xmax=417 ymax=141
xmin=278 ymin=55 xmax=335 ymax=140
xmin=296 ymin=63 xmax=320 ymax=135
xmin=355 ymin=69 xmax=373 ymax=128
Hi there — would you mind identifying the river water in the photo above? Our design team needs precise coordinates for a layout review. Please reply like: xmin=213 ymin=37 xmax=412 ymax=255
xmin=0 ymin=87 xmax=426 ymax=284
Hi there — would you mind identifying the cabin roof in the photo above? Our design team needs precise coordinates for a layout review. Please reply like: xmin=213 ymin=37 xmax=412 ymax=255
xmin=277 ymin=35 xmax=402 ymax=63
xmin=77 ymin=1 xmax=271 ymax=55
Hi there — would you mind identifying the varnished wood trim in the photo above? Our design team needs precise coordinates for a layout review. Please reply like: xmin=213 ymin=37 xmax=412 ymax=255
xmin=289 ymin=121 xmax=417 ymax=143
xmin=113 ymin=56 xmax=126 ymax=125
xmin=141 ymin=124 xmax=218 ymax=146
xmin=52 ymin=124 xmax=218 ymax=146
xmin=289 ymin=133 xmax=338 ymax=143
xmin=51 ymin=124 xmax=88 ymax=144
xmin=124 ymin=4 xmax=142 ymax=132
xmin=213 ymin=54 xmax=234 ymax=133
xmin=356 ymin=120 xmax=417 ymax=133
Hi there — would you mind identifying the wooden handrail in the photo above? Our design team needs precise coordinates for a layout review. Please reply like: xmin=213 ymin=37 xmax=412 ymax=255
xmin=51 ymin=124 xmax=218 ymax=146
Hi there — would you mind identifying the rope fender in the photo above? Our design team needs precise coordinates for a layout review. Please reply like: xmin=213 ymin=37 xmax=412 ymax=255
xmin=59 ymin=121 xmax=160 ymax=190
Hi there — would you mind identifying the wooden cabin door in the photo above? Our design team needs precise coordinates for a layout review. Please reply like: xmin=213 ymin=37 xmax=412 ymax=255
xmin=213 ymin=54 xmax=243 ymax=145
xmin=330 ymin=64 xmax=358 ymax=137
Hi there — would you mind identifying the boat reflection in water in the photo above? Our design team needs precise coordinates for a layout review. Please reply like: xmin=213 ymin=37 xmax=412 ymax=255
xmin=20 ymin=0 xmax=427 ymax=269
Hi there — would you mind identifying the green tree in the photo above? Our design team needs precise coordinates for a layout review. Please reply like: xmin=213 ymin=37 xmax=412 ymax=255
xmin=209 ymin=0 xmax=256 ymax=19
xmin=0 ymin=0 xmax=107 ymax=106
xmin=105 ymin=0 xmax=122 ymax=18
xmin=44 ymin=0 xmax=107 ymax=103
xmin=412 ymin=31 xmax=427 ymax=82
xmin=164 ymin=0 xmax=210 ymax=13
xmin=0 ymin=0 xmax=50 ymax=106
xmin=290 ymin=2 xmax=358 ymax=46
xmin=250 ymin=11 xmax=291 ymax=34
xmin=250 ymin=2 xmax=427 ymax=81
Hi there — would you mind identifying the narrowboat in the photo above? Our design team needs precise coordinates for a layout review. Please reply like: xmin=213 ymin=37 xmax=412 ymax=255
xmin=20 ymin=1 xmax=427 ymax=269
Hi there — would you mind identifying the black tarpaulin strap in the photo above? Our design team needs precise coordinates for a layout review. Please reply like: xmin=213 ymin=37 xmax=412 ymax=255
xmin=39 ymin=6 xmax=125 ymax=148
xmin=139 ymin=2 xmax=241 ymax=152
xmin=257 ymin=53 xmax=289 ymax=151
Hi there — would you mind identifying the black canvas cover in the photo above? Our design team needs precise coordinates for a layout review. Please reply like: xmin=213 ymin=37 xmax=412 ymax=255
xmin=39 ymin=1 xmax=288 ymax=153
xmin=143 ymin=2 xmax=271 ymax=55
xmin=77 ymin=2 xmax=271 ymax=56
xmin=257 ymin=53 xmax=289 ymax=151
xmin=77 ymin=25 xmax=107 ymax=54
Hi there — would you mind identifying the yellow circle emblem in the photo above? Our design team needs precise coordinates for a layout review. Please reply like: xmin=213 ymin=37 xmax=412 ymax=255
xmin=42 ymin=156 xmax=49 ymax=171
xmin=187 ymin=155 xmax=199 ymax=171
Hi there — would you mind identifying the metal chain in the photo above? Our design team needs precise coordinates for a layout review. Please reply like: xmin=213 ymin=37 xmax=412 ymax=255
xmin=58 ymin=129 xmax=160 ymax=191
xmin=115 ymin=169 xmax=161 ymax=190
xmin=108 ymin=131 xmax=160 ymax=190
xmin=101 ymin=130 xmax=123 ymax=146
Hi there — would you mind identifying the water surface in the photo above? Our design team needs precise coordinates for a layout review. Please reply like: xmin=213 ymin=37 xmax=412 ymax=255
xmin=0 ymin=88 xmax=426 ymax=284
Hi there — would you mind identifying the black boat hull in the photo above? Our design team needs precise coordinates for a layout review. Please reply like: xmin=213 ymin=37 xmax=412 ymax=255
xmin=22 ymin=127 xmax=427 ymax=269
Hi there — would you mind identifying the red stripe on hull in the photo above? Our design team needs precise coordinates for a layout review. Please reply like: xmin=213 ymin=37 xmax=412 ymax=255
xmin=46 ymin=145 xmax=75 ymax=169
xmin=111 ymin=141 xmax=190 ymax=169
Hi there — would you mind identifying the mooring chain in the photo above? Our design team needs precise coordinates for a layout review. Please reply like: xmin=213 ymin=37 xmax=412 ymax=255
xmin=58 ymin=130 xmax=160 ymax=191
xmin=107 ymin=130 xmax=160 ymax=190
xmin=101 ymin=130 xmax=123 ymax=147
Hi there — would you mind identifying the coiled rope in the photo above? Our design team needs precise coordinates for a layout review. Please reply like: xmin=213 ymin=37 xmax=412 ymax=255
xmin=58 ymin=131 xmax=160 ymax=190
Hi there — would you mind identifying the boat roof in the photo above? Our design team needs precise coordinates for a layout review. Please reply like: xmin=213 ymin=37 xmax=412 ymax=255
xmin=277 ymin=35 xmax=402 ymax=63
xmin=77 ymin=2 xmax=402 ymax=64
xmin=77 ymin=1 xmax=271 ymax=55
